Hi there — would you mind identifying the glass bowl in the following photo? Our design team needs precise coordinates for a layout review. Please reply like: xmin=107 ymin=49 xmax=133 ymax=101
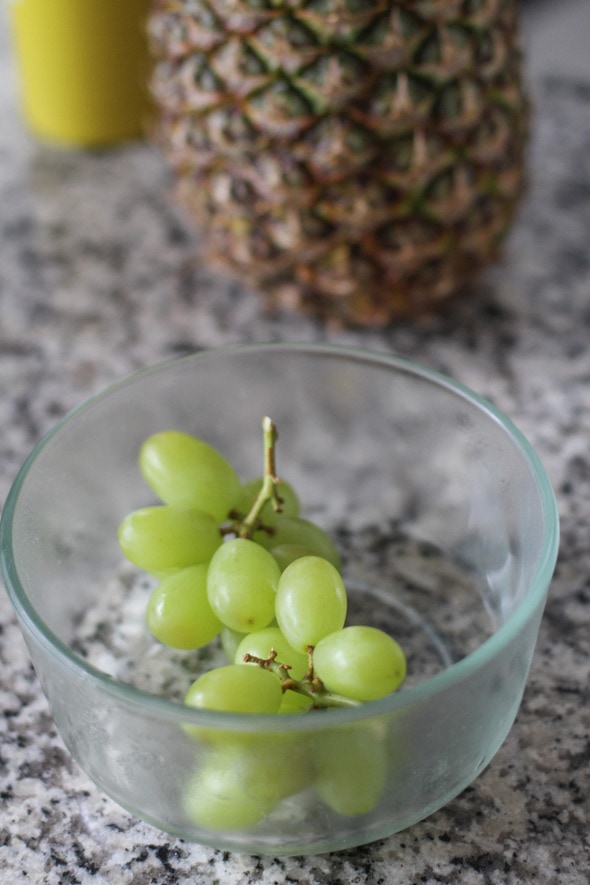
xmin=0 ymin=344 xmax=559 ymax=855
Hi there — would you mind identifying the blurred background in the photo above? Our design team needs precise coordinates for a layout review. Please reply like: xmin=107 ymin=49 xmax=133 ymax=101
xmin=520 ymin=0 xmax=590 ymax=82
xmin=1 ymin=1 xmax=589 ymax=96
xmin=1 ymin=1 xmax=589 ymax=144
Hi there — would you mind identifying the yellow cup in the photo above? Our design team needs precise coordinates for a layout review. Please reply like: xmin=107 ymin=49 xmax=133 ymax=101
xmin=8 ymin=0 xmax=153 ymax=147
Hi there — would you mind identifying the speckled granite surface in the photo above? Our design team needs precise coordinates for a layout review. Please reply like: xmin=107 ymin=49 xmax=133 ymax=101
xmin=1 ymin=16 xmax=589 ymax=885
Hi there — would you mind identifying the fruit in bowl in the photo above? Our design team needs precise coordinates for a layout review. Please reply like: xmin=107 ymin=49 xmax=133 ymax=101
xmin=125 ymin=421 xmax=407 ymax=713
xmin=115 ymin=418 xmax=408 ymax=830
xmin=0 ymin=344 xmax=558 ymax=855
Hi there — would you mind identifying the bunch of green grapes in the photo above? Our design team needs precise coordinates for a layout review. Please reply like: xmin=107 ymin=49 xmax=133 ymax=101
xmin=117 ymin=420 xmax=406 ymax=829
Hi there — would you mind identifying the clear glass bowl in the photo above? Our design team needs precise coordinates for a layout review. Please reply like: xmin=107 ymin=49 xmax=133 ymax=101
xmin=0 ymin=344 xmax=559 ymax=855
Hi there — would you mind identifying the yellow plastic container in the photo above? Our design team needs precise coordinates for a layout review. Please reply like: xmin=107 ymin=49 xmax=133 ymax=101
xmin=9 ymin=0 xmax=152 ymax=147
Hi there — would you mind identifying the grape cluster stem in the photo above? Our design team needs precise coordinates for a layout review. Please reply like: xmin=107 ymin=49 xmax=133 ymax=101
xmin=238 ymin=417 xmax=284 ymax=539
xmin=236 ymin=418 xmax=361 ymax=708
xmin=242 ymin=649 xmax=361 ymax=710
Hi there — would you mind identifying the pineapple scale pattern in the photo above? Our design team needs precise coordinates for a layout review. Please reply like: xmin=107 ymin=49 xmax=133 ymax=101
xmin=148 ymin=0 xmax=529 ymax=325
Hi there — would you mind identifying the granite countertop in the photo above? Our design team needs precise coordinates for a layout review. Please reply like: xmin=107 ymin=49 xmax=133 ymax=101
xmin=1 ymin=13 xmax=590 ymax=885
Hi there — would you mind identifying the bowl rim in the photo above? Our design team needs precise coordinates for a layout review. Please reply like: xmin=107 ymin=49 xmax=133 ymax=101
xmin=0 ymin=342 xmax=560 ymax=731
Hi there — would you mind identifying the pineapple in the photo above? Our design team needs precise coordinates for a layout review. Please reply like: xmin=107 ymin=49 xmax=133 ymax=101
xmin=147 ymin=0 xmax=529 ymax=326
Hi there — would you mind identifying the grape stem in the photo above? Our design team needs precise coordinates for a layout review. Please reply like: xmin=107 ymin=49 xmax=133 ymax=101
xmin=235 ymin=419 xmax=358 ymax=709
xmin=242 ymin=649 xmax=361 ymax=709
xmin=238 ymin=417 xmax=283 ymax=538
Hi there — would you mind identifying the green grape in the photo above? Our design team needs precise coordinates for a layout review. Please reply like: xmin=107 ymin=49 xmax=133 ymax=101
xmin=275 ymin=556 xmax=347 ymax=652
xmin=139 ymin=430 xmax=241 ymax=522
xmin=117 ymin=505 xmax=222 ymax=574
xmin=185 ymin=763 xmax=276 ymax=831
xmin=238 ymin=734 xmax=314 ymax=802
xmin=279 ymin=689 xmax=312 ymax=714
xmin=237 ymin=476 xmax=300 ymax=525
xmin=314 ymin=722 xmax=387 ymax=816
xmin=184 ymin=732 xmax=314 ymax=830
xmin=184 ymin=663 xmax=282 ymax=714
xmin=221 ymin=734 xmax=313 ymax=803
xmin=220 ymin=625 xmax=246 ymax=663
xmin=313 ymin=626 xmax=406 ymax=702
xmin=207 ymin=537 xmax=280 ymax=632
xmin=235 ymin=625 xmax=309 ymax=680
xmin=253 ymin=517 xmax=341 ymax=571
xmin=146 ymin=564 xmax=222 ymax=650
xmin=270 ymin=543 xmax=317 ymax=571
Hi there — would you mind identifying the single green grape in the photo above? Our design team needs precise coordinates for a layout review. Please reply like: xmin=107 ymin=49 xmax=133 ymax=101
xmin=253 ymin=517 xmax=341 ymax=571
xmin=220 ymin=625 xmax=246 ymax=663
xmin=313 ymin=626 xmax=407 ymax=702
xmin=279 ymin=689 xmax=312 ymax=714
xmin=184 ymin=664 xmax=283 ymax=714
xmin=313 ymin=722 xmax=387 ymax=816
xmin=275 ymin=555 xmax=347 ymax=652
xmin=236 ymin=476 xmax=300 ymax=526
xmin=235 ymin=625 xmax=309 ymax=680
xmin=270 ymin=543 xmax=317 ymax=571
xmin=146 ymin=564 xmax=222 ymax=650
xmin=237 ymin=734 xmax=314 ymax=802
xmin=139 ymin=430 xmax=241 ymax=522
xmin=214 ymin=733 xmax=313 ymax=804
xmin=184 ymin=764 xmax=276 ymax=831
xmin=220 ymin=620 xmax=278 ymax=663
xmin=117 ymin=505 xmax=222 ymax=574
xmin=207 ymin=537 xmax=280 ymax=632
xmin=184 ymin=730 xmax=314 ymax=830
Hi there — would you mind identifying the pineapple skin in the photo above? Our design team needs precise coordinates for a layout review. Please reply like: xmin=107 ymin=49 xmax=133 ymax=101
xmin=148 ymin=0 xmax=529 ymax=326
